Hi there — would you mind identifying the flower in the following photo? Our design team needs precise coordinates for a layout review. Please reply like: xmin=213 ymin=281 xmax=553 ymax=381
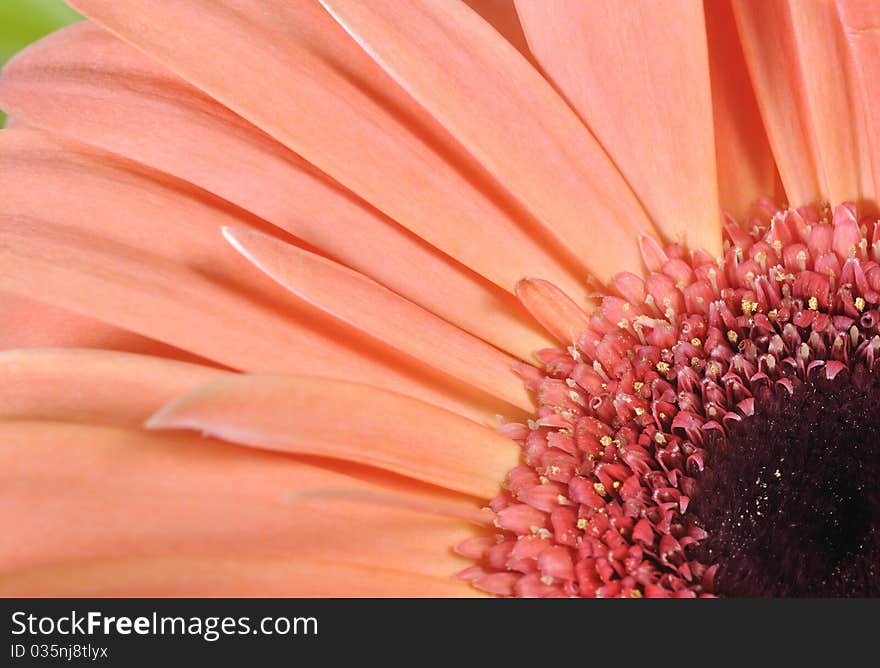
xmin=1 ymin=0 xmax=880 ymax=597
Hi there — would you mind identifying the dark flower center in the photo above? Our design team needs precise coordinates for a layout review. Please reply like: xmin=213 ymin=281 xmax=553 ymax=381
xmin=693 ymin=369 xmax=880 ymax=596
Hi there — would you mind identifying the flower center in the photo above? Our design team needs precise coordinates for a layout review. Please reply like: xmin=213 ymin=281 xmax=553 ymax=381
xmin=458 ymin=201 xmax=880 ymax=598
xmin=693 ymin=364 xmax=880 ymax=597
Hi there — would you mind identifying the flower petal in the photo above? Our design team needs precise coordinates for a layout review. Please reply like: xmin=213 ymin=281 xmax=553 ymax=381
xmin=66 ymin=0 xmax=587 ymax=297
xmin=464 ymin=0 xmax=532 ymax=58
xmin=732 ymin=0 xmax=826 ymax=205
xmin=704 ymin=0 xmax=783 ymax=220
xmin=0 ymin=128 xmax=507 ymax=424
xmin=146 ymin=374 xmax=521 ymax=499
xmin=0 ymin=291 xmax=201 ymax=361
xmin=838 ymin=0 xmax=880 ymax=208
xmin=0 ymin=557 xmax=483 ymax=597
xmin=515 ymin=0 xmax=721 ymax=254
xmin=786 ymin=0 xmax=874 ymax=205
xmin=0 ymin=348 xmax=227 ymax=426
xmin=0 ymin=22 xmax=552 ymax=360
xmin=0 ymin=420 xmax=484 ymax=580
xmin=320 ymin=0 xmax=655 ymax=281
xmin=515 ymin=278 xmax=592 ymax=347
xmin=223 ymin=227 xmax=534 ymax=412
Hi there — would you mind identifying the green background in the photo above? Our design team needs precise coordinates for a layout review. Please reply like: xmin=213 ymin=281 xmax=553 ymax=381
xmin=1 ymin=0 xmax=82 ymax=124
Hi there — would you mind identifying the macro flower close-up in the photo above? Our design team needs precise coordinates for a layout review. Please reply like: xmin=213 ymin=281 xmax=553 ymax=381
xmin=3 ymin=0 xmax=880 ymax=598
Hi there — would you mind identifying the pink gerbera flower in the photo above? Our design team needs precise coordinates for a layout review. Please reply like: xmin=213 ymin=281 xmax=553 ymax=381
xmin=2 ymin=0 xmax=880 ymax=597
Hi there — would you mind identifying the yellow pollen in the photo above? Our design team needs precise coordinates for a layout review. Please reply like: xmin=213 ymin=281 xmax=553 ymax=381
xmin=741 ymin=299 xmax=759 ymax=315
xmin=656 ymin=361 xmax=670 ymax=373
xmin=655 ymin=433 xmax=666 ymax=444
xmin=808 ymin=296 xmax=819 ymax=311
xmin=774 ymin=469 xmax=781 ymax=478
xmin=600 ymin=435 xmax=613 ymax=447
xmin=634 ymin=407 xmax=645 ymax=416
xmin=593 ymin=482 xmax=607 ymax=497
xmin=856 ymin=297 xmax=866 ymax=312
xmin=633 ymin=381 xmax=644 ymax=392
xmin=727 ymin=330 xmax=739 ymax=344
xmin=768 ymin=309 xmax=778 ymax=320
xmin=577 ymin=518 xmax=588 ymax=530
xmin=629 ymin=589 xmax=643 ymax=598
xmin=612 ymin=481 xmax=621 ymax=489
xmin=691 ymin=338 xmax=702 ymax=347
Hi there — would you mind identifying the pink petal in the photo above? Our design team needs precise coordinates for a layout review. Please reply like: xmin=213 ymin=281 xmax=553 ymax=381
xmin=321 ymin=0 xmax=656 ymax=281
xmin=733 ymin=0 xmax=823 ymax=205
xmin=1 ymin=558 xmax=484 ymax=597
xmin=0 ymin=348 xmax=227 ymax=426
xmin=839 ymin=0 xmax=880 ymax=208
xmin=515 ymin=0 xmax=721 ymax=254
xmin=0 ymin=128 xmax=506 ymax=424
xmin=704 ymin=0 xmax=783 ymax=220
xmin=0 ymin=22 xmax=552 ymax=360
xmin=146 ymin=374 xmax=521 ymax=499
xmin=515 ymin=278 xmax=593 ymax=346
xmin=786 ymin=0 xmax=873 ymax=204
xmin=67 ymin=0 xmax=586 ymax=297
xmin=0 ymin=291 xmax=202 ymax=361
xmin=223 ymin=227 xmax=534 ymax=412
xmin=0 ymin=420 xmax=482 ymax=581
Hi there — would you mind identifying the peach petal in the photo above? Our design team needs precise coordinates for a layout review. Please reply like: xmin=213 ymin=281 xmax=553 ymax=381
xmin=147 ymin=374 xmax=520 ymax=499
xmin=786 ymin=0 xmax=874 ymax=204
xmin=704 ymin=0 xmax=783 ymax=220
xmin=66 ymin=0 xmax=586 ymax=298
xmin=464 ymin=0 xmax=533 ymax=59
xmin=839 ymin=0 xmax=880 ymax=208
xmin=515 ymin=278 xmax=593 ymax=347
xmin=0 ymin=128 xmax=506 ymax=424
xmin=0 ymin=291 xmax=201 ymax=361
xmin=515 ymin=0 xmax=721 ymax=254
xmin=0 ymin=348 xmax=227 ymax=426
xmin=0 ymin=420 xmax=484 ymax=578
xmin=320 ymin=0 xmax=655 ymax=282
xmin=732 ymin=0 xmax=823 ymax=205
xmin=223 ymin=227 xmax=534 ymax=412
xmin=0 ymin=23 xmax=552 ymax=360
xmin=0 ymin=558 xmax=483 ymax=597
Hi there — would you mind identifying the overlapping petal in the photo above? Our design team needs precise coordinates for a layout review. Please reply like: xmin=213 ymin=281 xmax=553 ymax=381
xmin=0 ymin=348 xmax=227 ymax=425
xmin=67 ymin=0 xmax=591 ymax=295
xmin=0 ymin=420 xmax=484 ymax=593
xmin=146 ymin=374 xmax=521 ymax=499
xmin=515 ymin=0 xmax=721 ymax=253
xmin=223 ymin=227 xmax=534 ymax=411
xmin=0 ymin=22 xmax=553 ymax=360
xmin=733 ymin=0 xmax=874 ymax=206
xmin=321 ymin=0 xmax=656 ymax=280
xmin=704 ymin=0 xmax=783 ymax=220
xmin=0 ymin=128 xmax=511 ymax=423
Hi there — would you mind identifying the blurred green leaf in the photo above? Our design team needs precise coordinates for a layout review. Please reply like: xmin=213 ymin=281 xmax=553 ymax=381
xmin=1 ymin=0 xmax=82 ymax=125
